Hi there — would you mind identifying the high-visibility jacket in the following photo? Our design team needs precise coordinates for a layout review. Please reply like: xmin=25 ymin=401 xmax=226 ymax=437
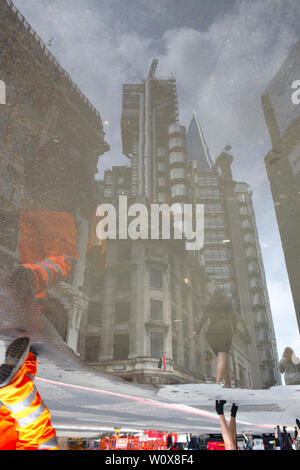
xmin=0 ymin=406 xmax=18 ymax=450
xmin=17 ymin=209 xmax=79 ymax=305
xmin=17 ymin=209 xmax=107 ymax=305
xmin=18 ymin=210 xmax=79 ymax=264
xmin=22 ymin=254 xmax=76 ymax=299
xmin=0 ymin=352 xmax=58 ymax=450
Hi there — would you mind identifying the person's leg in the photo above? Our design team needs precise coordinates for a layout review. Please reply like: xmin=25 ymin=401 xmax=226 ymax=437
xmin=216 ymin=352 xmax=231 ymax=387
xmin=229 ymin=404 xmax=238 ymax=445
xmin=223 ymin=353 xmax=231 ymax=388
xmin=215 ymin=400 xmax=236 ymax=450
xmin=216 ymin=352 xmax=225 ymax=384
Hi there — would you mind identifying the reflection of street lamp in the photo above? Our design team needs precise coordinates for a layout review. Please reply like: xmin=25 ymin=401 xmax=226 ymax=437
xmin=184 ymin=277 xmax=189 ymax=285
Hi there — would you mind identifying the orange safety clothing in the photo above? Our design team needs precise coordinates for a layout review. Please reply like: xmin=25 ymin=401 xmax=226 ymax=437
xmin=17 ymin=209 xmax=79 ymax=304
xmin=0 ymin=352 xmax=58 ymax=450
xmin=22 ymin=254 xmax=75 ymax=299
xmin=0 ymin=406 xmax=18 ymax=450
xmin=16 ymin=208 xmax=107 ymax=310
xmin=18 ymin=209 xmax=79 ymax=263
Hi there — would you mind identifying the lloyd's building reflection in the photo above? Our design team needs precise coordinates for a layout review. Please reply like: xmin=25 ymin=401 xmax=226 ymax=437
xmin=89 ymin=61 xmax=280 ymax=389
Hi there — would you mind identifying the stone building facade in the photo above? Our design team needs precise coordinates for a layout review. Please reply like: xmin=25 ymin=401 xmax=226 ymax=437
xmin=0 ymin=0 xmax=109 ymax=352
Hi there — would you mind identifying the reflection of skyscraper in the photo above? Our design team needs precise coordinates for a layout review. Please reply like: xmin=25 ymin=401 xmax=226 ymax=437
xmin=85 ymin=61 xmax=280 ymax=388
xmin=186 ymin=112 xmax=280 ymax=388
xmin=187 ymin=111 xmax=214 ymax=171
xmin=261 ymin=39 xmax=300 ymax=333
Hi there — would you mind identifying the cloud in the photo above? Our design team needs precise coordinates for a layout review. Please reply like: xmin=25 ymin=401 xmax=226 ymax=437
xmin=13 ymin=0 xmax=300 ymax=171
xmin=158 ymin=1 xmax=299 ymax=158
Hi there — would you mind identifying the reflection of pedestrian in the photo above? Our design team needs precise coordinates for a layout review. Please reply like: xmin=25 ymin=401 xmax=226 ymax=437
xmin=279 ymin=347 xmax=300 ymax=385
xmin=0 ymin=337 xmax=58 ymax=450
xmin=295 ymin=419 xmax=300 ymax=450
xmin=242 ymin=432 xmax=254 ymax=450
xmin=192 ymin=288 xmax=237 ymax=387
xmin=276 ymin=425 xmax=293 ymax=450
xmin=10 ymin=209 xmax=107 ymax=311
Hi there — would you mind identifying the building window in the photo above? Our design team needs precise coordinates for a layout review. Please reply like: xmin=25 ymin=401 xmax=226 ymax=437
xmin=204 ymin=231 xmax=225 ymax=245
xmin=115 ymin=302 xmax=130 ymax=323
xmin=241 ymin=219 xmax=251 ymax=229
xmin=172 ymin=341 xmax=178 ymax=365
xmin=105 ymin=174 xmax=112 ymax=184
xmin=240 ymin=206 xmax=248 ymax=216
xmin=158 ymin=162 xmax=167 ymax=172
xmin=204 ymin=248 xmax=228 ymax=261
xmin=113 ymin=334 xmax=129 ymax=360
xmin=204 ymin=203 xmax=223 ymax=214
xmin=205 ymin=265 xmax=230 ymax=279
xmin=199 ymin=189 xmax=220 ymax=200
xmin=183 ymin=317 xmax=189 ymax=338
xmin=88 ymin=276 xmax=104 ymax=297
xmin=169 ymin=254 xmax=175 ymax=271
xmin=252 ymin=293 xmax=264 ymax=307
xmin=150 ymin=269 xmax=163 ymax=289
xmin=171 ymin=184 xmax=187 ymax=197
xmin=218 ymin=283 xmax=232 ymax=297
xmin=117 ymin=188 xmax=127 ymax=196
xmin=250 ymin=278 xmax=261 ymax=289
xmin=150 ymin=332 xmax=163 ymax=359
xmin=170 ymin=168 xmax=185 ymax=180
xmin=198 ymin=175 xmax=218 ymax=186
xmin=118 ymin=246 xmax=131 ymax=262
xmin=85 ymin=336 xmax=100 ymax=362
xmin=181 ymin=287 xmax=188 ymax=306
xmin=87 ymin=302 xmax=102 ymax=326
xmin=146 ymin=248 xmax=161 ymax=258
xmin=169 ymin=151 xmax=185 ymax=165
xmin=158 ymin=176 xmax=168 ymax=187
xmin=205 ymin=216 xmax=224 ymax=228
xmin=104 ymin=188 xmax=113 ymax=198
xmin=117 ymin=272 xmax=131 ymax=291
xmin=150 ymin=299 xmax=163 ymax=320
xmin=196 ymin=352 xmax=202 ymax=376
xmin=193 ymin=302 xmax=199 ymax=318
xmin=244 ymin=233 xmax=255 ymax=244
xmin=248 ymin=262 xmax=258 ymax=274
xmin=245 ymin=246 xmax=256 ymax=258
xmin=184 ymin=350 xmax=190 ymax=371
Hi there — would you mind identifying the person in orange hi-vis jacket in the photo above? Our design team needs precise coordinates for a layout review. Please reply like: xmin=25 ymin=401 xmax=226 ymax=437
xmin=10 ymin=208 xmax=107 ymax=312
xmin=0 ymin=337 xmax=58 ymax=450
xmin=2 ymin=208 xmax=107 ymax=450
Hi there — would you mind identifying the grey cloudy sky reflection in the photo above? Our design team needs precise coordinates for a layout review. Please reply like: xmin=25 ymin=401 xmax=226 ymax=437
xmin=12 ymin=0 xmax=300 ymax=358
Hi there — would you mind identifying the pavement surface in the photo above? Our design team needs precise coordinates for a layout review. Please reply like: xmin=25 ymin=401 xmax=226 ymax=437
xmin=0 ymin=278 xmax=298 ymax=437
